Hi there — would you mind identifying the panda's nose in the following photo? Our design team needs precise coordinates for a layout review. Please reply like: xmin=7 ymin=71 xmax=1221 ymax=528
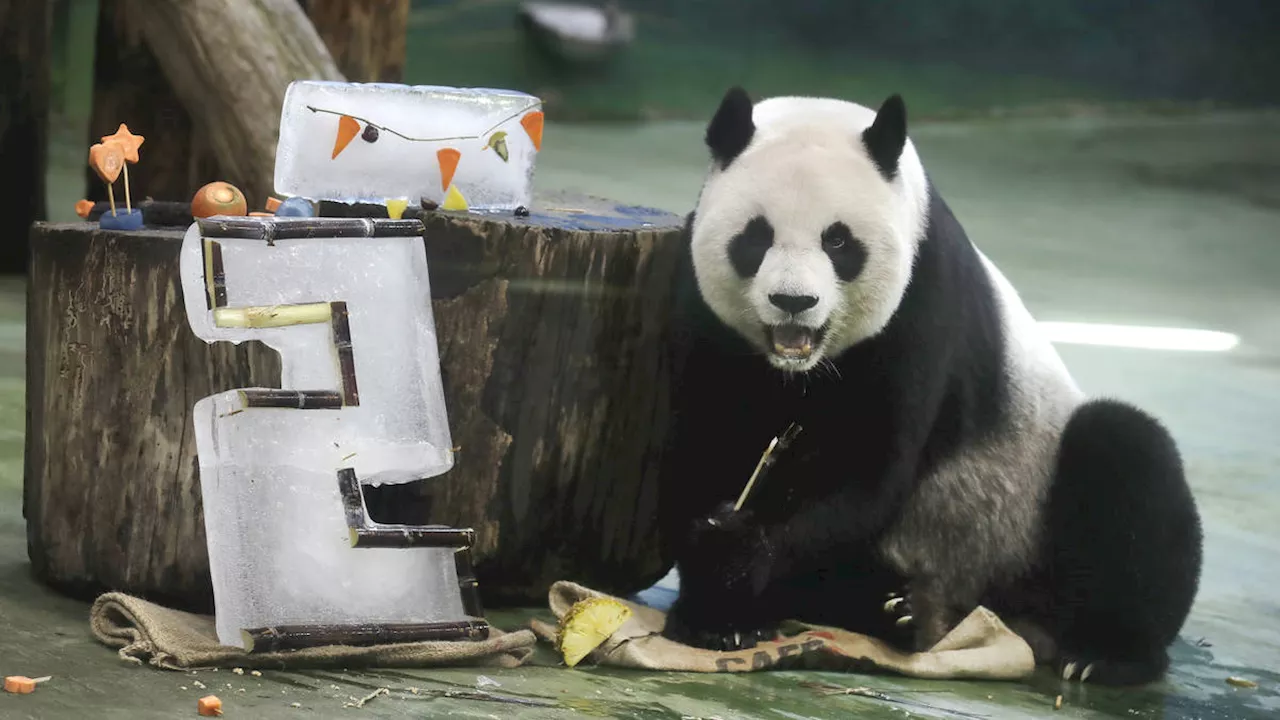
xmin=768 ymin=293 xmax=818 ymax=314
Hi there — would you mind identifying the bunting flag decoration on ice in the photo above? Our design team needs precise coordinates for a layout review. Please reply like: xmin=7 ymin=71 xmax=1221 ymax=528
xmin=483 ymin=131 xmax=509 ymax=163
xmin=332 ymin=115 xmax=360 ymax=159
xmin=520 ymin=111 xmax=544 ymax=150
xmin=437 ymin=148 xmax=461 ymax=191
xmin=297 ymin=94 xmax=543 ymax=210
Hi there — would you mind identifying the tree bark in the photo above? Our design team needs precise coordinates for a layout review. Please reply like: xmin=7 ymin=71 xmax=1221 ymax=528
xmin=305 ymin=0 xmax=409 ymax=83
xmin=83 ymin=0 xmax=221 ymax=208
xmin=0 ymin=0 xmax=53 ymax=273
xmin=366 ymin=193 xmax=686 ymax=603
xmin=25 ymin=223 xmax=281 ymax=612
xmin=25 ymin=193 xmax=685 ymax=609
xmin=85 ymin=0 xmax=343 ymax=208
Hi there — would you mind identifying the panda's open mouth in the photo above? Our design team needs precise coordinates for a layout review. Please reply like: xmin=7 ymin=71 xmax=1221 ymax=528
xmin=767 ymin=324 xmax=827 ymax=361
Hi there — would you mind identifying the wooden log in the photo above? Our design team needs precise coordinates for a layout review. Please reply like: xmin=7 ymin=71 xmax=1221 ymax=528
xmin=24 ymin=193 xmax=685 ymax=610
xmin=84 ymin=0 xmax=411 ymax=208
xmin=376 ymin=193 xmax=686 ymax=604
xmin=83 ymin=0 xmax=220 ymax=210
xmin=304 ymin=0 xmax=409 ymax=83
xmin=24 ymin=223 xmax=281 ymax=612
xmin=106 ymin=0 xmax=343 ymax=205
xmin=0 ymin=0 xmax=53 ymax=273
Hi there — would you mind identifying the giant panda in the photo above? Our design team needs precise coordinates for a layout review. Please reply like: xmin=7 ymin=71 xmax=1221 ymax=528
xmin=656 ymin=86 xmax=1204 ymax=687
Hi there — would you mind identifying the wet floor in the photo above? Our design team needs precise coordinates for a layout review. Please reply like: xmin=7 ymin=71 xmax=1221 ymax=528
xmin=4 ymin=109 xmax=1279 ymax=718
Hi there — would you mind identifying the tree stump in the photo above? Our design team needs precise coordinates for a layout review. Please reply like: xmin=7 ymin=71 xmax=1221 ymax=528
xmin=25 ymin=192 xmax=687 ymax=610
xmin=24 ymin=223 xmax=281 ymax=612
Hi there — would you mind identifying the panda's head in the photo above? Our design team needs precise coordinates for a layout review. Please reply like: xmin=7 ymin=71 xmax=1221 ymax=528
xmin=689 ymin=87 xmax=930 ymax=374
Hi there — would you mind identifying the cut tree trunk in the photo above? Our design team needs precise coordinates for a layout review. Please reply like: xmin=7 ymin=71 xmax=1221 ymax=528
xmin=305 ymin=0 xmax=409 ymax=83
xmin=25 ymin=223 xmax=281 ymax=612
xmin=25 ymin=193 xmax=686 ymax=609
xmin=0 ymin=0 xmax=53 ymax=273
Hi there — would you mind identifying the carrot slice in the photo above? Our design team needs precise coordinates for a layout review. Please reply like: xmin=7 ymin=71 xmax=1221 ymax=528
xmin=520 ymin=111 xmax=544 ymax=150
xmin=437 ymin=148 xmax=461 ymax=191
xmin=332 ymin=115 xmax=360 ymax=159
xmin=4 ymin=676 xmax=36 ymax=694
xmin=198 ymin=695 xmax=223 ymax=716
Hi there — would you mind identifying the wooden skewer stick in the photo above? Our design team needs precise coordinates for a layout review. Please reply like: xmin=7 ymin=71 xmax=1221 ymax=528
xmin=734 ymin=422 xmax=802 ymax=511
xmin=122 ymin=162 xmax=132 ymax=213
xmin=106 ymin=182 xmax=117 ymax=216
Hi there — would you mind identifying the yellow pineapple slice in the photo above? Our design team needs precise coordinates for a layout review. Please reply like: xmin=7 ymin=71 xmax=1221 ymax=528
xmin=555 ymin=597 xmax=632 ymax=668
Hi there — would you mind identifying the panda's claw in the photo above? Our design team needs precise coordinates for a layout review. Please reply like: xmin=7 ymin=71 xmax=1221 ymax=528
xmin=883 ymin=597 xmax=906 ymax=613
xmin=895 ymin=614 xmax=913 ymax=627
xmin=1080 ymin=663 xmax=1094 ymax=683
xmin=1062 ymin=661 xmax=1078 ymax=681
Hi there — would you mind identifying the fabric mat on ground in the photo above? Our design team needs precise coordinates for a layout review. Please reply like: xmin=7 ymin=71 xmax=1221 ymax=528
xmin=530 ymin=581 xmax=1035 ymax=680
xmin=90 ymin=592 xmax=537 ymax=671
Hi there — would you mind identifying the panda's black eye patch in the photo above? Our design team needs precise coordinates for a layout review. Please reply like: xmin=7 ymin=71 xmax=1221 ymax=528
xmin=728 ymin=215 xmax=774 ymax=278
xmin=821 ymin=222 xmax=866 ymax=282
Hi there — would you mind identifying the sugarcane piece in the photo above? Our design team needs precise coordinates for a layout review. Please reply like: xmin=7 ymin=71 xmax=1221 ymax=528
xmin=241 ymin=620 xmax=490 ymax=653
xmin=212 ymin=302 xmax=332 ymax=329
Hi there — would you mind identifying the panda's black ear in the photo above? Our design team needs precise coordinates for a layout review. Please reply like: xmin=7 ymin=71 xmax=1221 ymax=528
xmin=705 ymin=86 xmax=755 ymax=169
xmin=862 ymin=94 xmax=907 ymax=179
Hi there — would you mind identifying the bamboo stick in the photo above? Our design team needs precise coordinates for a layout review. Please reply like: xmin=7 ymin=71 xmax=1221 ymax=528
xmin=330 ymin=301 xmax=360 ymax=406
xmin=237 ymin=389 xmax=343 ymax=409
xmin=734 ymin=423 xmax=802 ymax=511
xmin=241 ymin=620 xmax=490 ymax=653
xmin=197 ymin=216 xmax=424 ymax=241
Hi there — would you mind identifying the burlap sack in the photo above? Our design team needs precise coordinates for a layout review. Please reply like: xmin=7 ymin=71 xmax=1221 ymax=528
xmin=530 ymin=581 xmax=1035 ymax=680
xmin=90 ymin=592 xmax=536 ymax=671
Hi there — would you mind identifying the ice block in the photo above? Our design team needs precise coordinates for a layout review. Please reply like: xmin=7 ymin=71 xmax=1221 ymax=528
xmin=273 ymin=81 xmax=544 ymax=211
xmin=179 ymin=215 xmax=466 ymax=648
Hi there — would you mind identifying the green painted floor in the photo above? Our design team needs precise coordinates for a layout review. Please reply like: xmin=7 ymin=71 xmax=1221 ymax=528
xmin=8 ymin=109 xmax=1280 ymax=718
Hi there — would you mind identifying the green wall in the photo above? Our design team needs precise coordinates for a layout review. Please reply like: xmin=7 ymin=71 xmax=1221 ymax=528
xmin=406 ymin=0 xmax=1280 ymax=121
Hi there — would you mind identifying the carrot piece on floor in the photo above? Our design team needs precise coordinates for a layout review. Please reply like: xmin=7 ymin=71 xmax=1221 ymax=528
xmin=4 ymin=676 xmax=36 ymax=694
xmin=197 ymin=695 xmax=223 ymax=716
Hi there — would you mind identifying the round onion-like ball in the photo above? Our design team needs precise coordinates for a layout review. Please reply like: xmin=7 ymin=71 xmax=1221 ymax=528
xmin=191 ymin=181 xmax=247 ymax=218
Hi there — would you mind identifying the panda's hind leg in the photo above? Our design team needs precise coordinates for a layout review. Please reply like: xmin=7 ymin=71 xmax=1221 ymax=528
xmin=1047 ymin=399 xmax=1203 ymax=686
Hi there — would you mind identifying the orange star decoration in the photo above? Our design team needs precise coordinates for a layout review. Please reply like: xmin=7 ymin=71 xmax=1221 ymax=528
xmin=101 ymin=123 xmax=144 ymax=163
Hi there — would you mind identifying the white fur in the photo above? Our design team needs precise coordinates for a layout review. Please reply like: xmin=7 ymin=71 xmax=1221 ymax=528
xmin=882 ymin=253 xmax=1085 ymax=600
xmin=690 ymin=96 xmax=930 ymax=372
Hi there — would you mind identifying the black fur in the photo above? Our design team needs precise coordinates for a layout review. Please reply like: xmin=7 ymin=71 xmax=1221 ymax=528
xmin=706 ymin=87 xmax=756 ymax=169
xmin=1044 ymin=399 xmax=1202 ymax=685
xmin=862 ymin=95 xmax=908 ymax=179
xmin=768 ymin=293 xmax=817 ymax=314
xmin=820 ymin=222 xmax=866 ymax=282
xmin=728 ymin=215 xmax=773 ymax=278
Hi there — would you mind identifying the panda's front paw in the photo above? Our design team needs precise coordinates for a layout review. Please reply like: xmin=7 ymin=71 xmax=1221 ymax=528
xmin=662 ymin=608 xmax=778 ymax=651
xmin=684 ymin=503 xmax=774 ymax=597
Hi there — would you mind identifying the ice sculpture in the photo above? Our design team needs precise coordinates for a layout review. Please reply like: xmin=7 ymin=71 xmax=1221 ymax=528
xmin=274 ymin=81 xmax=544 ymax=211
xmin=179 ymin=215 xmax=486 ymax=650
